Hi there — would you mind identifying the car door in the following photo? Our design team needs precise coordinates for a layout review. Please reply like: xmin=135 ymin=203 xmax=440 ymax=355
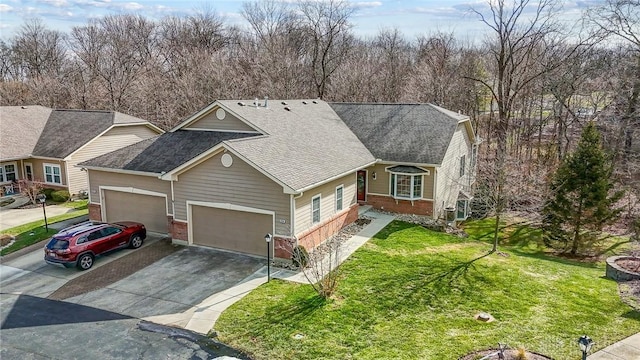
xmin=101 ymin=226 xmax=126 ymax=250
xmin=85 ymin=229 xmax=110 ymax=255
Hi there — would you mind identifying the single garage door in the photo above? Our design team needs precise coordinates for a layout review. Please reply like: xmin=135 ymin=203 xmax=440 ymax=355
xmin=191 ymin=205 xmax=273 ymax=257
xmin=103 ymin=190 xmax=167 ymax=233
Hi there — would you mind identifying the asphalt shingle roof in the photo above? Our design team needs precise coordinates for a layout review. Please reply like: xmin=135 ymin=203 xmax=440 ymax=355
xmin=218 ymin=99 xmax=375 ymax=191
xmin=80 ymin=130 xmax=255 ymax=173
xmin=0 ymin=106 xmax=52 ymax=160
xmin=329 ymin=103 xmax=468 ymax=165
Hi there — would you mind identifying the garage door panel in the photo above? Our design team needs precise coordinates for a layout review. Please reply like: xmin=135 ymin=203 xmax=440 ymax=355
xmin=192 ymin=206 xmax=272 ymax=256
xmin=104 ymin=191 xmax=167 ymax=233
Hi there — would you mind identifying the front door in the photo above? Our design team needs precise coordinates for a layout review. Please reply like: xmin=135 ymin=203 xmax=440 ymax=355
xmin=357 ymin=170 xmax=367 ymax=202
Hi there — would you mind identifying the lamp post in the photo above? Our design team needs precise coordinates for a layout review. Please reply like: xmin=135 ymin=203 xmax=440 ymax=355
xmin=37 ymin=194 xmax=48 ymax=232
xmin=578 ymin=335 xmax=594 ymax=360
xmin=265 ymin=233 xmax=272 ymax=282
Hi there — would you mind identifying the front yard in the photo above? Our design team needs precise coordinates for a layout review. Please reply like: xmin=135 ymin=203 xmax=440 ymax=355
xmin=215 ymin=220 xmax=640 ymax=359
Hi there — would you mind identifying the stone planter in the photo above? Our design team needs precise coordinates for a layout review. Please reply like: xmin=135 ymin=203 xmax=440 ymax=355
xmin=606 ymin=256 xmax=640 ymax=281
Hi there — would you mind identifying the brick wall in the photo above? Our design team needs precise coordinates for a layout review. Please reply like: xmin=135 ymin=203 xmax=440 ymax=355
xmin=170 ymin=219 xmax=188 ymax=241
xmin=274 ymin=236 xmax=295 ymax=259
xmin=88 ymin=203 xmax=102 ymax=221
xmin=365 ymin=194 xmax=433 ymax=216
xmin=297 ymin=204 xmax=359 ymax=251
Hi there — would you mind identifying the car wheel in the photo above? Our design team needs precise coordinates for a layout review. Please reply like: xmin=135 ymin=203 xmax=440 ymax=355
xmin=129 ymin=234 xmax=143 ymax=249
xmin=77 ymin=253 xmax=94 ymax=270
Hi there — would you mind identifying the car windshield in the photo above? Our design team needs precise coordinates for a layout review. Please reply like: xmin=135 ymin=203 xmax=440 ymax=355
xmin=46 ymin=237 xmax=69 ymax=250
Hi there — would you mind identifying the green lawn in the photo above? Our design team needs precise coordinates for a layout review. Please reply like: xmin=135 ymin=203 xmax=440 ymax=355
xmin=0 ymin=200 xmax=89 ymax=256
xmin=215 ymin=220 xmax=640 ymax=359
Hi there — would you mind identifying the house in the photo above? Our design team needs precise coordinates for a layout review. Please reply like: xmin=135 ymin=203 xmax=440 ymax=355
xmin=80 ymin=99 xmax=476 ymax=259
xmin=0 ymin=105 xmax=163 ymax=197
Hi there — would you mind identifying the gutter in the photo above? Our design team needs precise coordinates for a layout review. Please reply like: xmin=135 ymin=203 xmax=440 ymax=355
xmin=294 ymin=159 xmax=378 ymax=194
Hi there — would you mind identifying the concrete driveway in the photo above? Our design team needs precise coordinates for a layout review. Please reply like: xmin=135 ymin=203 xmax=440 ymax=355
xmin=0 ymin=203 xmax=80 ymax=230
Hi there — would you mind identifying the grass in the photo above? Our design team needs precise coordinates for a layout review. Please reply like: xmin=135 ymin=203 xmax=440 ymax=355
xmin=0 ymin=200 xmax=89 ymax=256
xmin=215 ymin=220 xmax=640 ymax=359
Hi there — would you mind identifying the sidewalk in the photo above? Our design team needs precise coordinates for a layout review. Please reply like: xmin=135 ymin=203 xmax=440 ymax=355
xmin=0 ymin=196 xmax=87 ymax=231
xmin=143 ymin=209 xmax=396 ymax=334
xmin=589 ymin=333 xmax=640 ymax=359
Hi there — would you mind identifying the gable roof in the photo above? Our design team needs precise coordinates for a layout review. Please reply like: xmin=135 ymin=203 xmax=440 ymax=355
xmin=31 ymin=109 xmax=155 ymax=159
xmin=0 ymin=105 xmax=52 ymax=160
xmin=80 ymin=130 xmax=255 ymax=174
xmin=208 ymin=100 xmax=376 ymax=191
xmin=329 ymin=103 xmax=470 ymax=165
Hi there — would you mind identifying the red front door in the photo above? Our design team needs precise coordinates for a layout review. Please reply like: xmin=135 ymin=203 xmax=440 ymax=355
xmin=357 ymin=170 xmax=367 ymax=202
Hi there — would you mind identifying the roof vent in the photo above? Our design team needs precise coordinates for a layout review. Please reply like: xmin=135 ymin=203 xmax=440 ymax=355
xmin=281 ymin=101 xmax=288 ymax=105
xmin=312 ymin=100 xmax=318 ymax=104
xmin=284 ymin=106 xmax=291 ymax=111
xmin=254 ymin=98 xmax=259 ymax=108
xmin=302 ymin=101 xmax=307 ymax=105
xmin=264 ymin=96 xmax=268 ymax=108
xmin=21 ymin=106 xmax=27 ymax=109
xmin=237 ymin=102 xmax=245 ymax=106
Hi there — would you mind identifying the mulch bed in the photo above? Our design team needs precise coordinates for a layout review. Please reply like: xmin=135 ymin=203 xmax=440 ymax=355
xmin=47 ymin=237 xmax=180 ymax=300
xmin=458 ymin=349 xmax=552 ymax=360
xmin=617 ymin=258 xmax=640 ymax=273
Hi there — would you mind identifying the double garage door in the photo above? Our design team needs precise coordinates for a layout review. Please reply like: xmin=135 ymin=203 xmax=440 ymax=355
xmin=191 ymin=205 xmax=273 ymax=257
xmin=103 ymin=190 xmax=168 ymax=233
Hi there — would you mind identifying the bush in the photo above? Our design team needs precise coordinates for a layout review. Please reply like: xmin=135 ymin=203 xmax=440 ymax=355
xmin=51 ymin=190 xmax=70 ymax=202
xmin=41 ymin=188 xmax=56 ymax=199
xmin=292 ymin=245 xmax=309 ymax=268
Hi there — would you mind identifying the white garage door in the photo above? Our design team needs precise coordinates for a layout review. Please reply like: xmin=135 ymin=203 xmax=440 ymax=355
xmin=103 ymin=190 xmax=167 ymax=233
xmin=191 ymin=205 xmax=273 ymax=257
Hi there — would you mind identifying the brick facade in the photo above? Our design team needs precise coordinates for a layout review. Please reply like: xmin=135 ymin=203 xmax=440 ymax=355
xmin=363 ymin=194 xmax=433 ymax=216
xmin=296 ymin=204 xmax=359 ymax=251
xmin=170 ymin=219 xmax=188 ymax=241
xmin=88 ymin=203 xmax=102 ymax=221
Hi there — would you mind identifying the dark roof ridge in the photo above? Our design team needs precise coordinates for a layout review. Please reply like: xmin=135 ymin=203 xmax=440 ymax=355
xmin=52 ymin=108 xmax=113 ymax=113
xmin=329 ymin=102 xmax=426 ymax=106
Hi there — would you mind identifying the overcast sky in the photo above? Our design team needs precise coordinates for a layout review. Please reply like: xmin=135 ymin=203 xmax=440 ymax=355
xmin=0 ymin=0 xmax=598 ymax=41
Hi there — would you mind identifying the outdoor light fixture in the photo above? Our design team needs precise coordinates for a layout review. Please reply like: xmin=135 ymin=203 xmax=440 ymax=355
xmin=265 ymin=233 xmax=273 ymax=282
xmin=372 ymin=172 xmax=377 ymax=180
xmin=37 ymin=193 xmax=48 ymax=232
xmin=578 ymin=335 xmax=594 ymax=360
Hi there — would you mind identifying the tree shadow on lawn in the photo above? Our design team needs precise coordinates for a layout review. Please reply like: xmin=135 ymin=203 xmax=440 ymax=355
xmin=264 ymin=291 xmax=328 ymax=327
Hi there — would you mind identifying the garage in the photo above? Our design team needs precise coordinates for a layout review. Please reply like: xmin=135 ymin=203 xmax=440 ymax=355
xmin=190 ymin=204 xmax=273 ymax=257
xmin=103 ymin=190 xmax=168 ymax=233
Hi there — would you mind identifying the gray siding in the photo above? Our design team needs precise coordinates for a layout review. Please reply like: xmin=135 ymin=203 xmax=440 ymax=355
xmin=294 ymin=173 xmax=357 ymax=236
xmin=173 ymin=151 xmax=290 ymax=235
xmin=88 ymin=170 xmax=172 ymax=213
xmin=435 ymin=122 xmax=473 ymax=217
xmin=67 ymin=125 xmax=160 ymax=195
xmin=186 ymin=107 xmax=257 ymax=132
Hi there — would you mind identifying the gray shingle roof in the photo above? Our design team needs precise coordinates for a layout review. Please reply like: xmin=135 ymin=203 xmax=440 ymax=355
xmin=32 ymin=110 xmax=112 ymax=158
xmin=80 ymin=131 xmax=255 ymax=173
xmin=329 ymin=103 xmax=469 ymax=165
xmin=218 ymin=100 xmax=375 ymax=191
xmin=0 ymin=106 xmax=52 ymax=160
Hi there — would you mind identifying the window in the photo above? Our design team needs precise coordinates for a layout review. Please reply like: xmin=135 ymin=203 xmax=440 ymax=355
xmin=44 ymin=164 xmax=62 ymax=184
xmin=0 ymin=162 xmax=17 ymax=182
xmin=459 ymin=155 xmax=466 ymax=177
xmin=456 ymin=200 xmax=469 ymax=220
xmin=390 ymin=173 xmax=423 ymax=200
xmin=335 ymin=185 xmax=343 ymax=211
xmin=312 ymin=195 xmax=321 ymax=224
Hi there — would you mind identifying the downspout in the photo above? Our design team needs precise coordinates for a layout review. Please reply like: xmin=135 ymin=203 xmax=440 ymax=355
xmin=433 ymin=169 xmax=438 ymax=220
xmin=291 ymin=192 xmax=304 ymax=242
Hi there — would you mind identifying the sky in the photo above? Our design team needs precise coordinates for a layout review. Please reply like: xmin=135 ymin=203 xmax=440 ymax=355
xmin=0 ymin=0 xmax=599 ymax=41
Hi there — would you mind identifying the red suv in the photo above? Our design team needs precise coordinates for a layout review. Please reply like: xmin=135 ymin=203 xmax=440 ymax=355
xmin=44 ymin=221 xmax=146 ymax=270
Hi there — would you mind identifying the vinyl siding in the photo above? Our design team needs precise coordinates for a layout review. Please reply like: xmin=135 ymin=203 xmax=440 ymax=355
xmin=87 ymin=170 xmax=172 ymax=213
xmin=66 ymin=125 xmax=160 ymax=195
xmin=435 ymin=122 xmax=473 ymax=218
xmin=173 ymin=151 xmax=290 ymax=235
xmin=186 ymin=107 xmax=257 ymax=132
xmin=26 ymin=158 xmax=68 ymax=187
xmin=365 ymin=163 xmax=434 ymax=199
xmin=294 ymin=173 xmax=357 ymax=236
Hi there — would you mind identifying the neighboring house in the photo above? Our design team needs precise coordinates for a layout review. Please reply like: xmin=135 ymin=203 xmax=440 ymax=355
xmin=0 ymin=105 xmax=163 ymax=197
xmin=80 ymin=99 xmax=476 ymax=260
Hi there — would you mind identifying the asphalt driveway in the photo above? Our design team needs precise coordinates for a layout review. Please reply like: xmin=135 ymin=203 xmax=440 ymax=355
xmin=62 ymin=246 xmax=264 ymax=319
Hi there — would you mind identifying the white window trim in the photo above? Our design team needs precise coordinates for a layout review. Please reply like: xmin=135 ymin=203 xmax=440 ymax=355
xmin=460 ymin=155 xmax=466 ymax=177
xmin=24 ymin=162 xmax=33 ymax=181
xmin=389 ymin=173 xmax=423 ymax=200
xmin=43 ymin=163 xmax=62 ymax=185
xmin=0 ymin=162 xmax=18 ymax=183
xmin=335 ymin=184 xmax=344 ymax=212
xmin=311 ymin=194 xmax=321 ymax=224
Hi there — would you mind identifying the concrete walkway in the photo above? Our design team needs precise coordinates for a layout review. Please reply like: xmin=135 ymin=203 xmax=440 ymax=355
xmin=589 ymin=333 xmax=640 ymax=359
xmin=143 ymin=210 xmax=396 ymax=334
xmin=0 ymin=200 xmax=86 ymax=231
